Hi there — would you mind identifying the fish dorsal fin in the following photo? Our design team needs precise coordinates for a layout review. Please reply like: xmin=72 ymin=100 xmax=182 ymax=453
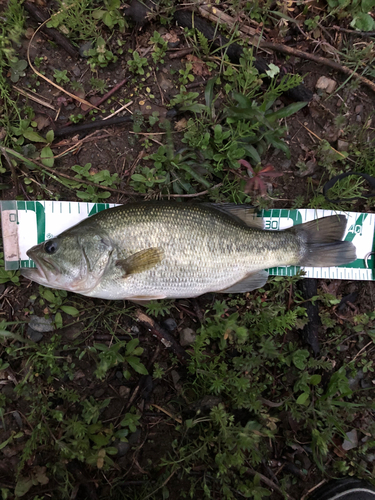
xmin=116 ymin=248 xmax=164 ymax=276
xmin=218 ymin=270 xmax=269 ymax=294
xmin=205 ymin=203 xmax=264 ymax=229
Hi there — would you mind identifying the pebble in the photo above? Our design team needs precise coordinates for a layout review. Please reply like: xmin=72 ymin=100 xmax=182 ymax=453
xmin=179 ymin=327 xmax=196 ymax=346
xmin=337 ymin=140 xmax=349 ymax=152
xmin=116 ymin=441 xmax=130 ymax=456
xmin=119 ymin=386 xmax=131 ymax=398
xmin=27 ymin=326 xmax=44 ymax=343
xmin=342 ymin=429 xmax=358 ymax=451
xmin=162 ymin=318 xmax=177 ymax=332
xmin=348 ymin=369 xmax=364 ymax=391
xmin=315 ymin=76 xmax=337 ymax=94
xmin=116 ymin=371 xmax=123 ymax=380
xmin=29 ymin=315 xmax=54 ymax=333
xmin=79 ymin=41 xmax=93 ymax=58
xmin=12 ymin=411 xmax=23 ymax=429
xmin=72 ymin=65 xmax=81 ymax=77
xmin=1 ymin=384 xmax=17 ymax=401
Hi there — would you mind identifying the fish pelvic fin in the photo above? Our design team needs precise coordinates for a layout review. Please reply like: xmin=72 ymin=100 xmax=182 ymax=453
xmin=292 ymin=215 xmax=357 ymax=267
xmin=218 ymin=270 xmax=269 ymax=293
xmin=116 ymin=247 xmax=164 ymax=276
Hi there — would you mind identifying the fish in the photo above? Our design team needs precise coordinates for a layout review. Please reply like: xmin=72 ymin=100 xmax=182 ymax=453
xmin=21 ymin=202 xmax=356 ymax=301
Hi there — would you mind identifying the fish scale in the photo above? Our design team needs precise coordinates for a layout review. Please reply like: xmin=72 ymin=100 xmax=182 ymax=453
xmin=21 ymin=203 xmax=356 ymax=301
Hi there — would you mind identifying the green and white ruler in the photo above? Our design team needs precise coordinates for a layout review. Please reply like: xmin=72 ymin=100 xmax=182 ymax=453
xmin=1 ymin=200 xmax=374 ymax=280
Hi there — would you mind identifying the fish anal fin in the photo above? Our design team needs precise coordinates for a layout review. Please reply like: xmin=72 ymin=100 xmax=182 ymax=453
xmin=128 ymin=295 xmax=166 ymax=305
xmin=116 ymin=247 xmax=164 ymax=276
xmin=218 ymin=270 xmax=269 ymax=294
xmin=205 ymin=203 xmax=264 ymax=229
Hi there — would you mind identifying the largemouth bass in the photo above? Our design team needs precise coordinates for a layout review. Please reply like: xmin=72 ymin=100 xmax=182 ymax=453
xmin=21 ymin=203 xmax=356 ymax=301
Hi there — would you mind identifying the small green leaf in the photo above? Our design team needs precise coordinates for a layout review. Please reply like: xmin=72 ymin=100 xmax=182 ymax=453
xmin=296 ymin=392 xmax=309 ymax=405
xmin=131 ymin=174 xmax=147 ymax=182
xmin=23 ymin=130 xmax=48 ymax=143
xmin=292 ymin=349 xmax=309 ymax=370
xmin=127 ymin=356 xmax=148 ymax=375
xmin=310 ymin=374 xmax=322 ymax=386
xmin=15 ymin=477 xmax=33 ymax=497
xmin=266 ymin=101 xmax=308 ymax=121
xmin=46 ymin=130 xmax=55 ymax=143
xmin=55 ymin=312 xmax=63 ymax=329
xmin=43 ymin=289 xmax=56 ymax=303
xmin=40 ymin=146 xmax=54 ymax=167
xmin=60 ymin=305 xmax=79 ymax=316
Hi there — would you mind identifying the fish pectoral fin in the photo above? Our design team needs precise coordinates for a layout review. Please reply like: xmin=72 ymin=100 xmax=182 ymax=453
xmin=218 ymin=270 xmax=269 ymax=294
xmin=116 ymin=247 xmax=164 ymax=276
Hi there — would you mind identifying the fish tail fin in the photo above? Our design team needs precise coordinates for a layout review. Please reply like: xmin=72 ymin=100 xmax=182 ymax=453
xmin=291 ymin=215 xmax=357 ymax=267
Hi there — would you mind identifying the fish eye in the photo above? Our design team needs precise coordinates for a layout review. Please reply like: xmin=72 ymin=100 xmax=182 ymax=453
xmin=44 ymin=239 xmax=58 ymax=254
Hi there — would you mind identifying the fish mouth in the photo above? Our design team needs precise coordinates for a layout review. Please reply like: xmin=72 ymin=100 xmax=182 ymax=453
xmin=21 ymin=249 xmax=61 ymax=285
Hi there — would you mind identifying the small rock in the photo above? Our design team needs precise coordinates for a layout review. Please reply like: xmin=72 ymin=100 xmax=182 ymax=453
xmin=179 ymin=327 xmax=196 ymax=346
xmin=29 ymin=316 xmax=54 ymax=333
xmin=116 ymin=371 xmax=123 ymax=380
xmin=348 ymin=369 xmax=364 ymax=391
xmin=116 ymin=441 xmax=130 ymax=456
xmin=72 ymin=65 xmax=81 ymax=77
xmin=342 ymin=429 xmax=358 ymax=451
xmin=337 ymin=344 xmax=349 ymax=352
xmin=360 ymin=378 xmax=373 ymax=389
xmin=79 ymin=41 xmax=93 ymax=58
xmin=2 ymin=384 xmax=17 ymax=401
xmin=355 ymin=104 xmax=363 ymax=114
xmin=12 ymin=411 xmax=23 ymax=429
xmin=94 ymin=388 xmax=105 ymax=398
xmin=297 ymin=159 xmax=317 ymax=178
xmin=119 ymin=386 xmax=131 ymax=398
xmin=365 ymin=453 xmax=375 ymax=462
xmin=162 ymin=318 xmax=177 ymax=332
xmin=157 ymin=72 xmax=175 ymax=92
xmin=316 ymin=76 xmax=337 ymax=94
xmin=62 ymin=324 xmax=82 ymax=340
xmin=337 ymin=140 xmax=349 ymax=152
xmin=27 ymin=326 xmax=44 ymax=343
xmin=171 ymin=370 xmax=180 ymax=387
xmin=131 ymin=325 xmax=140 ymax=334
xmin=128 ymin=429 xmax=141 ymax=446
xmin=280 ymin=160 xmax=292 ymax=170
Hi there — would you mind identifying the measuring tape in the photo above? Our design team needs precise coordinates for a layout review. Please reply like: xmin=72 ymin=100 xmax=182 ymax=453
xmin=1 ymin=200 xmax=374 ymax=280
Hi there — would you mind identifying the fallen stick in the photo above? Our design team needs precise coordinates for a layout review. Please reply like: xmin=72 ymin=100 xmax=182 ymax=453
xmin=136 ymin=310 xmax=189 ymax=363
xmin=24 ymin=2 xmax=79 ymax=59
xmin=259 ymin=41 xmax=375 ymax=94
xmin=61 ymin=77 xmax=129 ymax=128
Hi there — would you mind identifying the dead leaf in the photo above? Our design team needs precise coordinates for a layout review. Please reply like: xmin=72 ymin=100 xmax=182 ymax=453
xmin=186 ymin=54 xmax=211 ymax=77
xmin=56 ymin=96 xmax=71 ymax=108
xmin=81 ymin=95 xmax=102 ymax=111
xmin=162 ymin=30 xmax=179 ymax=44
xmin=174 ymin=118 xmax=188 ymax=132
xmin=34 ymin=114 xmax=50 ymax=130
